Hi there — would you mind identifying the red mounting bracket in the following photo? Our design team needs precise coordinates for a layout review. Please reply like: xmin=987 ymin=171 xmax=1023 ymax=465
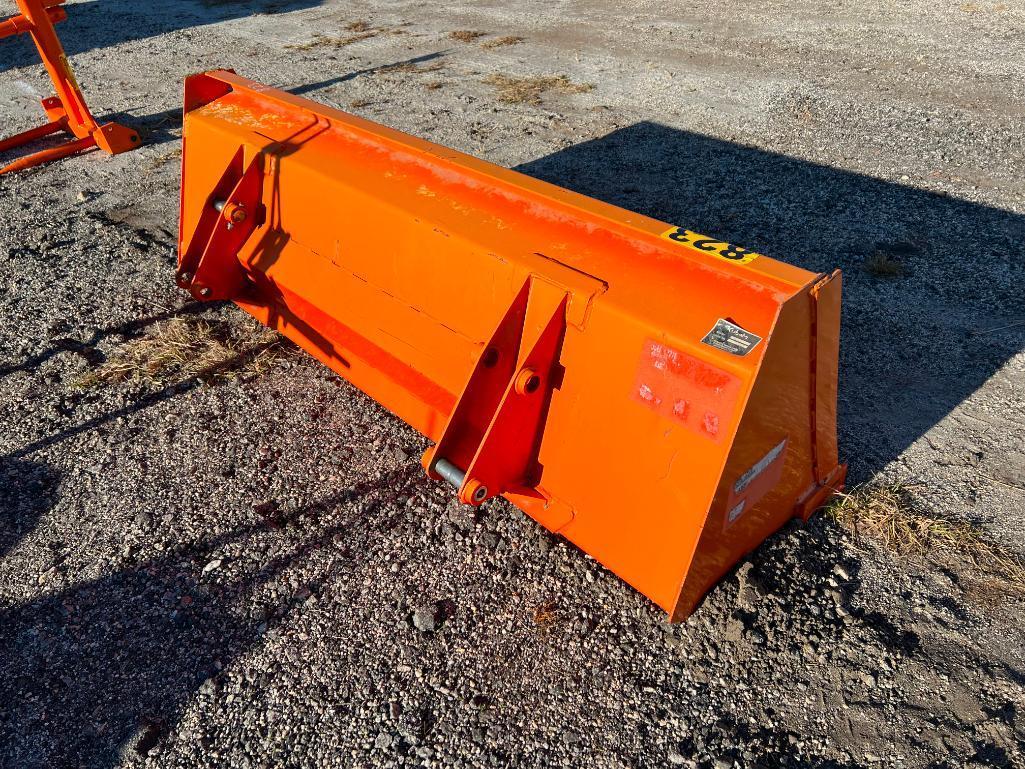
xmin=423 ymin=276 xmax=568 ymax=506
xmin=177 ymin=146 xmax=264 ymax=301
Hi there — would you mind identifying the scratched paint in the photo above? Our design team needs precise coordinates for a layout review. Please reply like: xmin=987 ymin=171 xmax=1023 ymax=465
xmin=196 ymin=98 xmax=311 ymax=136
xmin=317 ymin=115 xmax=787 ymax=291
xmin=632 ymin=339 xmax=741 ymax=442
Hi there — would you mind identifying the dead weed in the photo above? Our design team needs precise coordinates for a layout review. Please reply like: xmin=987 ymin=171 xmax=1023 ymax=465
xmin=828 ymin=483 xmax=1025 ymax=595
xmin=481 ymin=35 xmax=524 ymax=50
xmin=483 ymin=74 xmax=593 ymax=105
xmin=864 ymin=250 xmax=906 ymax=277
xmin=449 ymin=30 xmax=488 ymax=42
xmin=286 ymin=30 xmax=377 ymax=50
xmin=381 ymin=60 xmax=444 ymax=75
xmin=533 ymin=600 xmax=562 ymax=628
xmin=74 ymin=318 xmax=285 ymax=388
xmin=142 ymin=146 xmax=182 ymax=173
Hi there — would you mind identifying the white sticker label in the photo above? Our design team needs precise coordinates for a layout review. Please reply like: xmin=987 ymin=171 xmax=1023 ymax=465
xmin=727 ymin=500 xmax=746 ymax=524
xmin=734 ymin=439 xmax=788 ymax=495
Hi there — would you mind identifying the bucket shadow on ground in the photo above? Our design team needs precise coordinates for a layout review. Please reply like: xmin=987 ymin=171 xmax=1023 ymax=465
xmin=0 ymin=458 xmax=59 ymax=558
xmin=0 ymin=467 xmax=420 ymax=767
xmin=515 ymin=122 xmax=1025 ymax=482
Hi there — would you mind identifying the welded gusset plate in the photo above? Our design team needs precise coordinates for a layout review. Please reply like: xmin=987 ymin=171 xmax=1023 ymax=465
xmin=425 ymin=276 xmax=568 ymax=507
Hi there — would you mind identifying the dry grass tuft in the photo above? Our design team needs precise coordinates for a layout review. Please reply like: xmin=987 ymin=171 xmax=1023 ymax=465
xmin=481 ymin=35 xmax=525 ymax=50
xmin=828 ymin=484 xmax=1025 ymax=593
xmin=483 ymin=74 xmax=594 ymax=105
xmin=142 ymin=146 xmax=182 ymax=173
xmin=864 ymin=250 xmax=906 ymax=277
xmin=533 ymin=600 xmax=561 ymax=627
xmin=74 ymin=318 xmax=284 ymax=388
xmin=449 ymin=30 xmax=488 ymax=42
xmin=346 ymin=19 xmax=371 ymax=32
xmin=339 ymin=31 xmax=378 ymax=46
xmin=381 ymin=60 xmax=444 ymax=75
xmin=831 ymin=485 xmax=973 ymax=553
xmin=286 ymin=30 xmax=377 ymax=50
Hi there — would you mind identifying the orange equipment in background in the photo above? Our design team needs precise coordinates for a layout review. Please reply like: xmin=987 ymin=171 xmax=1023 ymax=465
xmin=178 ymin=70 xmax=847 ymax=620
xmin=0 ymin=0 xmax=139 ymax=175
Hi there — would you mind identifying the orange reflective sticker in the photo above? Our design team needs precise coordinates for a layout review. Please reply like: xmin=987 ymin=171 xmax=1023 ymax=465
xmin=633 ymin=339 xmax=741 ymax=442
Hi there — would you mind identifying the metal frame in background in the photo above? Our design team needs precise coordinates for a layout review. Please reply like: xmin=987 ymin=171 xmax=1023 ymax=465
xmin=0 ymin=0 xmax=140 ymax=175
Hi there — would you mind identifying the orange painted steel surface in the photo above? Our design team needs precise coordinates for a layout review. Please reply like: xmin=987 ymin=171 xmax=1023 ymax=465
xmin=178 ymin=70 xmax=846 ymax=620
xmin=0 ymin=0 xmax=139 ymax=175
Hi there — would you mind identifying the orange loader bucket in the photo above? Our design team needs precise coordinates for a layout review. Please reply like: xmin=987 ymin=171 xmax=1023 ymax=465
xmin=178 ymin=70 xmax=846 ymax=620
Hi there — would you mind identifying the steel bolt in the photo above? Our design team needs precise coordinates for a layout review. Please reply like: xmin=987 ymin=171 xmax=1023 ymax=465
xmin=514 ymin=367 xmax=541 ymax=395
xmin=462 ymin=479 xmax=489 ymax=506
xmin=224 ymin=203 xmax=247 ymax=224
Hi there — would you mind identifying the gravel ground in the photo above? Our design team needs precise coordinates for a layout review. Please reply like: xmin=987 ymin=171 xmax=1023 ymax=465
xmin=1 ymin=1 xmax=1024 ymax=767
